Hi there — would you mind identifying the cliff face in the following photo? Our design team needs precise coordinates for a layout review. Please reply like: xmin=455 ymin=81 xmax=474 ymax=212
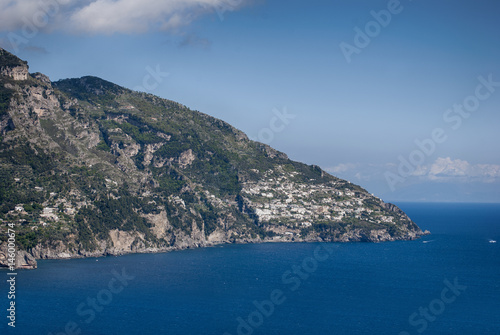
xmin=0 ymin=48 xmax=428 ymax=269
xmin=0 ymin=242 xmax=37 ymax=269
xmin=0 ymin=48 xmax=29 ymax=81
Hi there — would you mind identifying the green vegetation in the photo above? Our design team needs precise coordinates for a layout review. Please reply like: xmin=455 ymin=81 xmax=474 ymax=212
xmin=96 ymin=140 xmax=111 ymax=152
xmin=77 ymin=192 xmax=152 ymax=239
xmin=0 ymin=55 xmax=422 ymax=258
xmin=0 ymin=48 xmax=27 ymax=68
xmin=0 ymin=85 xmax=14 ymax=116
xmin=113 ymin=119 xmax=163 ymax=145
xmin=53 ymin=76 xmax=122 ymax=108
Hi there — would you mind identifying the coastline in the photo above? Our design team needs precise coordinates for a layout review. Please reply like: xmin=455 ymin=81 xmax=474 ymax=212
xmin=0 ymin=228 xmax=429 ymax=270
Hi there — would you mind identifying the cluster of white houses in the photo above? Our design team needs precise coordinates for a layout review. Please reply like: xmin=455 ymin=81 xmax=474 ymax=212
xmin=10 ymin=188 xmax=77 ymax=228
xmin=242 ymin=168 xmax=395 ymax=227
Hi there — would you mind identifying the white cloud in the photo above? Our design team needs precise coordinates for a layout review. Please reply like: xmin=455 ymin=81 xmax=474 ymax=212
xmin=0 ymin=0 xmax=52 ymax=31
xmin=326 ymin=158 xmax=500 ymax=185
xmin=412 ymin=157 xmax=500 ymax=183
xmin=324 ymin=163 xmax=389 ymax=182
xmin=0 ymin=0 xmax=248 ymax=34
xmin=324 ymin=163 xmax=360 ymax=174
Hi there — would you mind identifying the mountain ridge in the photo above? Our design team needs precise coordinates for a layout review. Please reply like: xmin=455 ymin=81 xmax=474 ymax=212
xmin=0 ymin=48 xmax=428 ymax=269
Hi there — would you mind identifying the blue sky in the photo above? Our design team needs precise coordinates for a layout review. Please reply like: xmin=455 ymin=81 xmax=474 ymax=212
xmin=1 ymin=0 xmax=499 ymax=202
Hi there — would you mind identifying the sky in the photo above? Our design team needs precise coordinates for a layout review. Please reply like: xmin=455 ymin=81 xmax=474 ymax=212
xmin=0 ymin=0 xmax=499 ymax=203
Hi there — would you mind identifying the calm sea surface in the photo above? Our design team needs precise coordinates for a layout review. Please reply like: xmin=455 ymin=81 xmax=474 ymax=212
xmin=2 ymin=202 xmax=499 ymax=335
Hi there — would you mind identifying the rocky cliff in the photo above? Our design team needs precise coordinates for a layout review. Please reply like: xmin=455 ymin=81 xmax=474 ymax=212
xmin=0 ymin=242 xmax=37 ymax=269
xmin=0 ymin=48 xmax=429 ymax=269
xmin=0 ymin=48 xmax=29 ymax=81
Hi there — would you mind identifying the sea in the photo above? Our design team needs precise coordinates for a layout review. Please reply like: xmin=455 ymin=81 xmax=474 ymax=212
xmin=1 ymin=202 xmax=499 ymax=335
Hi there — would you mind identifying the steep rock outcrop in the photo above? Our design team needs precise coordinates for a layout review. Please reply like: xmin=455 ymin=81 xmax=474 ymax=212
xmin=0 ymin=242 xmax=37 ymax=269
xmin=0 ymin=48 xmax=29 ymax=81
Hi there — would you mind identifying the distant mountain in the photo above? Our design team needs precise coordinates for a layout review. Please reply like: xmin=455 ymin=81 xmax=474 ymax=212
xmin=0 ymin=48 xmax=428 ymax=269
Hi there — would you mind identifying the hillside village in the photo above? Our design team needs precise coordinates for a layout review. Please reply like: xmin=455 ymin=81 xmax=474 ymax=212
xmin=242 ymin=167 xmax=399 ymax=236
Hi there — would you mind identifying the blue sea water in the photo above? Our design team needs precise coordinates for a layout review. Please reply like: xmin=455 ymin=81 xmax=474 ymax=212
xmin=1 ymin=202 xmax=500 ymax=335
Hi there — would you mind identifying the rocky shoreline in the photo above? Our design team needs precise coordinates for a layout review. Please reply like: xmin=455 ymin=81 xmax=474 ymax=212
xmin=0 ymin=228 xmax=429 ymax=270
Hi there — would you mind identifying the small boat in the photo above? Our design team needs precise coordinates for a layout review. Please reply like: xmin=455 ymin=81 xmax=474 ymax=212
xmin=489 ymin=240 xmax=497 ymax=243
